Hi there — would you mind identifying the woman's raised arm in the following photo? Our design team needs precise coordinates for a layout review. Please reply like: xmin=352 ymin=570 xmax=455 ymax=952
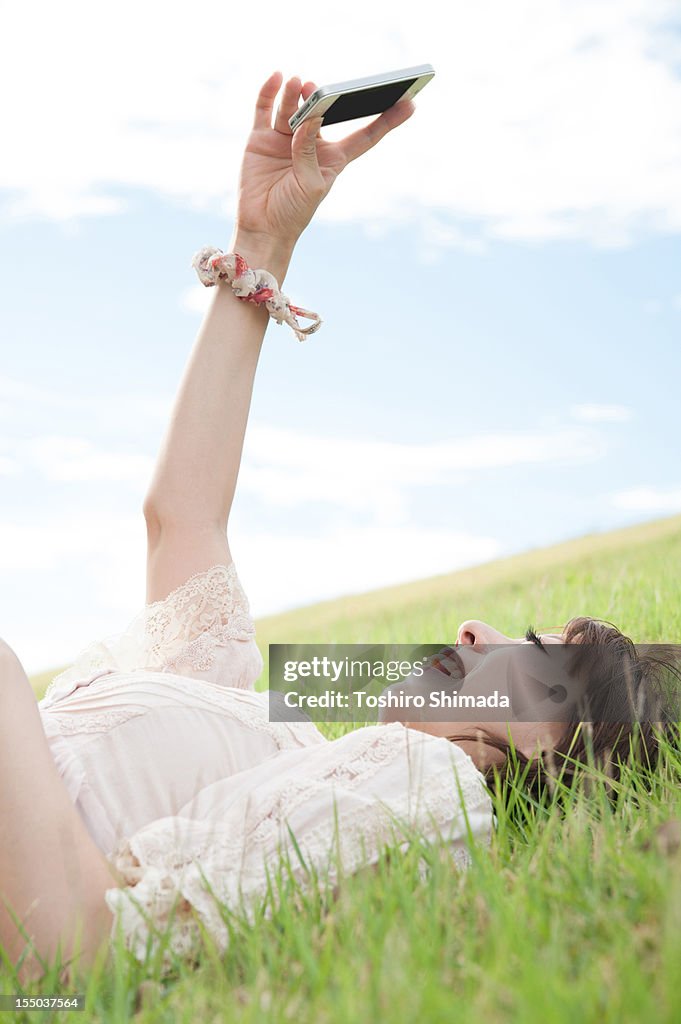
xmin=142 ymin=70 xmax=415 ymax=603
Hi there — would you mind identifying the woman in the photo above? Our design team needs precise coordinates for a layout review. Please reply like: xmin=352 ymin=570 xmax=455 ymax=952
xmin=0 ymin=71 xmax=673 ymax=983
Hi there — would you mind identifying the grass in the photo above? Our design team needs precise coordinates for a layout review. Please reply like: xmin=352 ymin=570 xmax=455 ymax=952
xmin=5 ymin=513 xmax=681 ymax=1023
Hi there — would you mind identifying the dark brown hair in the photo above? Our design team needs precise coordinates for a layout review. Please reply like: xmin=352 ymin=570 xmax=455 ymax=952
xmin=448 ymin=616 xmax=681 ymax=800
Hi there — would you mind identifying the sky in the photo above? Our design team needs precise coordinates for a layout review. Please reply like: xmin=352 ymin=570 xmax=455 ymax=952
xmin=1 ymin=0 xmax=681 ymax=674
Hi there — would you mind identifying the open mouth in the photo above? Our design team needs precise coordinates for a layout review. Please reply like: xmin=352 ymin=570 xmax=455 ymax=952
xmin=432 ymin=647 xmax=466 ymax=682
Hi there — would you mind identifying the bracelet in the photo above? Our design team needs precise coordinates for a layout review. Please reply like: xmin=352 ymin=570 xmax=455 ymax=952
xmin=191 ymin=246 xmax=322 ymax=342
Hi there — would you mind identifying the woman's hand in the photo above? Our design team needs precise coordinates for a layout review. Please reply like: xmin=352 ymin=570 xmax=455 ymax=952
xmin=232 ymin=70 xmax=416 ymax=251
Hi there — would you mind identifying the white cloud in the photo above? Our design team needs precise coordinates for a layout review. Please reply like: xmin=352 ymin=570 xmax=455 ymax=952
xmin=180 ymin=284 xmax=214 ymax=317
xmin=4 ymin=435 xmax=154 ymax=482
xmin=2 ymin=416 xmax=603 ymax=672
xmin=0 ymin=374 xmax=172 ymax=424
xmin=1 ymin=511 xmax=500 ymax=674
xmin=0 ymin=374 xmax=63 ymax=412
xmin=0 ymin=515 xmax=142 ymax=573
xmin=570 ymin=403 xmax=633 ymax=422
xmin=239 ymin=422 xmax=606 ymax=526
xmin=611 ymin=486 xmax=681 ymax=513
xmin=1 ymin=1 xmax=680 ymax=247
xmin=0 ymin=375 xmax=173 ymax=473
xmin=0 ymin=514 xmax=147 ymax=674
xmin=243 ymin=421 xmax=604 ymax=477
xmin=235 ymin=525 xmax=502 ymax=618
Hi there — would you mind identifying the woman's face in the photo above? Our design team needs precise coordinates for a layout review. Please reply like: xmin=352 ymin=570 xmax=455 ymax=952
xmin=379 ymin=619 xmax=570 ymax=765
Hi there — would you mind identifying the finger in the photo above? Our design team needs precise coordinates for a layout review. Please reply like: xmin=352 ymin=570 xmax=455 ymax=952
xmin=291 ymin=115 xmax=325 ymax=191
xmin=300 ymin=82 xmax=323 ymax=137
xmin=336 ymin=97 xmax=416 ymax=165
xmin=253 ymin=70 xmax=284 ymax=131
xmin=274 ymin=76 xmax=302 ymax=134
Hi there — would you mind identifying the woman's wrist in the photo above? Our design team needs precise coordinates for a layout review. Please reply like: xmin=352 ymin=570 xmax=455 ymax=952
xmin=228 ymin=228 xmax=296 ymax=285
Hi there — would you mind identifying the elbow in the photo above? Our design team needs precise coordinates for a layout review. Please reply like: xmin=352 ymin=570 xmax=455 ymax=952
xmin=0 ymin=639 xmax=30 ymax=687
xmin=142 ymin=495 xmax=163 ymax=543
xmin=142 ymin=495 xmax=227 ymax=538
xmin=0 ymin=638 xmax=16 ymax=666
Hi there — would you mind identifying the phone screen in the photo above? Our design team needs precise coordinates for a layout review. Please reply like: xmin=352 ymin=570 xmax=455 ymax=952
xmin=321 ymin=77 xmax=418 ymax=126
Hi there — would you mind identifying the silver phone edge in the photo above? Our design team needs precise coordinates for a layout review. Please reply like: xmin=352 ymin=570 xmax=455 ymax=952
xmin=288 ymin=64 xmax=435 ymax=132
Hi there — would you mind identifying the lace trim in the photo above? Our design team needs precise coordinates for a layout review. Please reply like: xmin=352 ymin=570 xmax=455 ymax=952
xmin=44 ymin=706 xmax=149 ymax=735
xmin=115 ymin=754 xmax=488 ymax=879
xmin=105 ymin=731 xmax=492 ymax=969
xmin=109 ymin=727 xmax=489 ymax=873
xmin=143 ymin=563 xmax=255 ymax=670
xmin=41 ymin=563 xmax=257 ymax=706
xmin=41 ymin=670 xmax=317 ymax=749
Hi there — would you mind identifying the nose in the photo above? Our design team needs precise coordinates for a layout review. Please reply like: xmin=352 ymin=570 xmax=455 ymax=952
xmin=456 ymin=619 xmax=514 ymax=650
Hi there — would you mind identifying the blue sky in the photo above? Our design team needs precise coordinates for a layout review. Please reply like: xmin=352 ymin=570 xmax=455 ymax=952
xmin=1 ymin=1 xmax=680 ymax=673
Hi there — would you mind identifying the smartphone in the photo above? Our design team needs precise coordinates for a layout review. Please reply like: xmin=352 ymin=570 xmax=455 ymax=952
xmin=288 ymin=64 xmax=435 ymax=132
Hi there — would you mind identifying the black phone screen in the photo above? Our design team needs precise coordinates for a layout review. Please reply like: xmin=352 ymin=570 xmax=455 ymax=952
xmin=321 ymin=78 xmax=417 ymax=126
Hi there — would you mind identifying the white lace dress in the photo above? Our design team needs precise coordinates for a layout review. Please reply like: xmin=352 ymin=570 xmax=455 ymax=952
xmin=37 ymin=564 xmax=493 ymax=969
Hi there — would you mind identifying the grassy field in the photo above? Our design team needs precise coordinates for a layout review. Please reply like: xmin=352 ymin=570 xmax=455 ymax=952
xmin=6 ymin=514 xmax=681 ymax=1023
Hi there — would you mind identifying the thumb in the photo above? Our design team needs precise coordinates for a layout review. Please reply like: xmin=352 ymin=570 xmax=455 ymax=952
xmin=291 ymin=116 xmax=325 ymax=191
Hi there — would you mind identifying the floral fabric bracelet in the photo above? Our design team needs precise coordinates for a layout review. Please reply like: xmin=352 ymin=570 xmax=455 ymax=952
xmin=191 ymin=245 xmax=322 ymax=342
